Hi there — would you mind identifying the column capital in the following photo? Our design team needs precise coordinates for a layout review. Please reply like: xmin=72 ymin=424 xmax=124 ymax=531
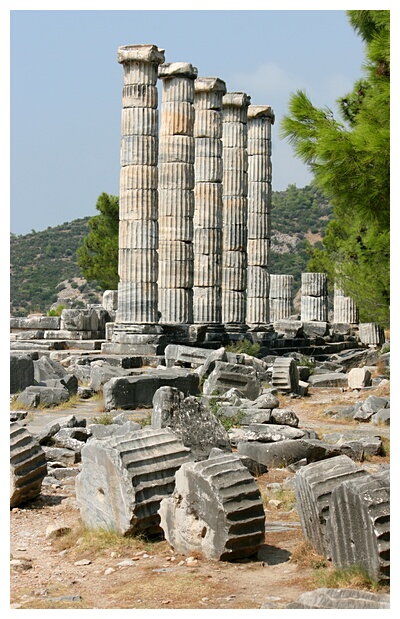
xmin=159 ymin=62 xmax=198 ymax=79
xmin=194 ymin=77 xmax=227 ymax=94
xmin=222 ymin=92 xmax=251 ymax=108
xmin=118 ymin=44 xmax=165 ymax=65
xmin=248 ymin=105 xmax=275 ymax=124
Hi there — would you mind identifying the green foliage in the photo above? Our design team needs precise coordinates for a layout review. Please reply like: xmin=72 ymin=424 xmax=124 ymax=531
xmin=11 ymin=185 xmax=332 ymax=317
xmin=47 ymin=304 xmax=66 ymax=316
xmin=280 ymin=10 xmax=390 ymax=326
xmin=269 ymin=183 xmax=333 ymax=293
xmin=207 ymin=395 xmax=246 ymax=431
xmin=77 ymin=193 xmax=119 ymax=290
xmin=226 ymin=340 xmax=261 ymax=357
xmin=10 ymin=218 xmax=96 ymax=316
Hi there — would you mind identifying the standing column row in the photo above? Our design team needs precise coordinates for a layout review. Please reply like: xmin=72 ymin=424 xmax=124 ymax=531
xmin=116 ymin=44 xmax=165 ymax=325
xmin=193 ymin=77 xmax=226 ymax=325
xmin=246 ymin=105 xmax=274 ymax=326
xmin=158 ymin=62 xmax=197 ymax=324
xmin=221 ymin=92 xmax=251 ymax=327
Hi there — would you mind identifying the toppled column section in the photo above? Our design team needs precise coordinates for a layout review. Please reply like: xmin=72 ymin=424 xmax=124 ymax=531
xmin=294 ymin=455 xmax=369 ymax=557
xmin=301 ymin=273 xmax=328 ymax=322
xmin=116 ymin=44 xmax=165 ymax=325
xmin=271 ymin=357 xmax=299 ymax=394
xmin=158 ymin=62 xmax=197 ymax=324
xmin=10 ymin=422 xmax=47 ymax=507
xmin=222 ymin=92 xmax=251 ymax=329
xmin=158 ymin=453 xmax=265 ymax=560
xmin=75 ymin=428 xmax=191 ymax=536
xmin=246 ymin=105 xmax=274 ymax=326
xmin=333 ymin=285 xmax=358 ymax=324
xmin=193 ymin=77 xmax=226 ymax=325
xmin=327 ymin=468 xmax=390 ymax=582
xmin=269 ymin=274 xmax=293 ymax=322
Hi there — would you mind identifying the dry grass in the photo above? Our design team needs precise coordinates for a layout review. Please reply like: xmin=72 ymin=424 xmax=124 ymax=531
xmin=289 ymin=540 xmax=327 ymax=569
xmin=312 ymin=563 xmax=389 ymax=593
xmin=51 ymin=520 xmax=169 ymax=559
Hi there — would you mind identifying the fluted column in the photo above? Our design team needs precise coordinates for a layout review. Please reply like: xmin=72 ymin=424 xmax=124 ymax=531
xmin=221 ymin=92 xmax=251 ymax=327
xmin=158 ymin=62 xmax=197 ymax=324
xmin=301 ymin=272 xmax=328 ymax=321
xmin=246 ymin=105 xmax=275 ymax=325
xmin=193 ymin=77 xmax=227 ymax=324
xmin=333 ymin=285 xmax=359 ymax=323
xmin=116 ymin=44 xmax=165 ymax=324
xmin=269 ymin=274 xmax=293 ymax=322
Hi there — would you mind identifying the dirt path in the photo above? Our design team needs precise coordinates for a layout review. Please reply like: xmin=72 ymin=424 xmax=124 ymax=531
xmin=10 ymin=382 xmax=390 ymax=609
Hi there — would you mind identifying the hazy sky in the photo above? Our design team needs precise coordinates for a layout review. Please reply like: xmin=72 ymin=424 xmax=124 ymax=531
xmin=8 ymin=4 xmax=370 ymax=235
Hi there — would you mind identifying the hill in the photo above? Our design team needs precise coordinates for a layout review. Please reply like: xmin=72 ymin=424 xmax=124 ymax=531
xmin=10 ymin=184 xmax=333 ymax=317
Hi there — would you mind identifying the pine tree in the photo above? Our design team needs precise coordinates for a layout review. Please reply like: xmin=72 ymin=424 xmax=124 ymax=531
xmin=77 ymin=193 xmax=119 ymax=290
xmin=280 ymin=10 xmax=390 ymax=325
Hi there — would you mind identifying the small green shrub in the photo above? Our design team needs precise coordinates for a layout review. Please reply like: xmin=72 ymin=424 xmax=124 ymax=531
xmin=47 ymin=304 xmax=66 ymax=316
xmin=226 ymin=340 xmax=261 ymax=357
xmin=92 ymin=412 xmax=114 ymax=425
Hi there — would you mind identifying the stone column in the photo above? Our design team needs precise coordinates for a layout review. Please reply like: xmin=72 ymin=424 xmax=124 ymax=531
xmin=158 ymin=62 xmax=197 ymax=324
xmin=301 ymin=272 xmax=328 ymax=322
xmin=246 ymin=105 xmax=275 ymax=326
xmin=193 ymin=77 xmax=226 ymax=326
xmin=333 ymin=285 xmax=359 ymax=324
xmin=221 ymin=92 xmax=251 ymax=329
xmin=116 ymin=44 xmax=165 ymax=325
xmin=269 ymin=274 xmax=293 ymax=322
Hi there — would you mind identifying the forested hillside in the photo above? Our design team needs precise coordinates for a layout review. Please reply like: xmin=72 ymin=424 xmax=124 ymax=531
xmin=10 ymin=184 xmax=332 ymax=317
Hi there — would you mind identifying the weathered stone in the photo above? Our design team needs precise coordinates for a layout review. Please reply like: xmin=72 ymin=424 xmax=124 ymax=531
xmin=153 ymin=390 xmax=231 ymax=461
xmin=10 ymin=354 xmax=35 ymax=394
xmin=60 ymin=309 xmax=99 ymax=331
xmin=348 ymin=367 xmax=372 ymax=389
xmin=10 ymin=422 xmax=47 ymax=507
xmin=17 ymin=385 xmax=70 ymax=408
xmin=327 ymin=471 xmax=390 ymax=582
xmin=246 ymin=390 xmax=279 ymax=410
xmin=302 ymin=321 xmax=328 ymax=337
xmin=240 ymin=409 xmax=272 ymax=425
xmin=271 ymin=357 xmax=299 ymax=393
xmin=164 ymin=344 xmax=211 ymax=368
xmin=42 ymin=446 xmax=79 ymax=465
xmin=202 ymin=361 xmax=261 ymax=400
xmin=353 ymin=394 xmax=389 ymax=422
xmin=287 ymin=588 xmax=390 ymax=609
xmin=102 ymin=290 xmax=118 ymax=312
xmin=158 ymin=453 xmax=265 ymax=560
xmin=272 ymin=319 xmax=302 ymax=338
xmin=103 ymin=370 xmax=200 ymax=410
xmin=308 ymin=373 xmax=348 ymax=388
xmin=152 ymin=386 xmax=184 ymax=429
xmin=270 ymin=409 xmax=299 ymax=427
xmin=371 ymin=408 xmax=390 ymax=425
xmin=196 ymin=347 xmax=228 ymax=381
xmin=237 ymin=439 xmax=341 ymax=468
xmin=246 ymin=423 xmax=305 ymax=441
xmin=10 ymin=316 xmax=60 ymax=330
xmin=76 ymin=428 xmax=191 ymax=535
xmin=89 ymin=362 xmax=133 ymax=392
xmin=294 ymin=455 xmax=369 ymax=557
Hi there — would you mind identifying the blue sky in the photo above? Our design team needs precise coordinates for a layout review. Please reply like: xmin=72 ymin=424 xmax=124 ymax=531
xmin=6 ymin=4 xmax=382 ymax=235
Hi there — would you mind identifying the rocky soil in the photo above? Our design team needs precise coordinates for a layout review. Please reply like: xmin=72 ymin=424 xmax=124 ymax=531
xmin=10 ymin=381 xmax=390 ymax=610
